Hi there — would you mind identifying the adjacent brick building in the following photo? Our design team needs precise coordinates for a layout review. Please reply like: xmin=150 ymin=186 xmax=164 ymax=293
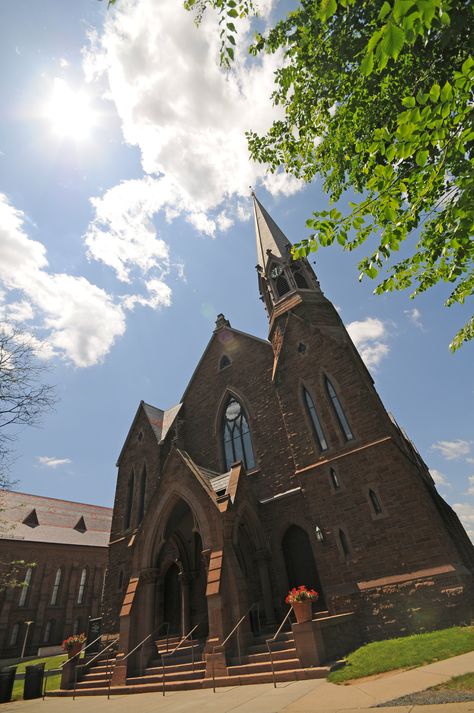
xmin=103 ymin=195 xmax=474 ymax=679
xmin=0 ymin=491 xmax=112 ymax=658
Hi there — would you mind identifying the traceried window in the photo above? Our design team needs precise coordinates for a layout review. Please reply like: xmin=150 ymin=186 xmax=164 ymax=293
xmin=50 ymin=568 xmax=62 ymax=605
xmin=19 ymin=567 xmax=32 ymax=607
xmin=325 ymin=377 xmax=353 ymax=441
xmin=77 ymin=568 xmax=87 ymax=604
xmin=276 ymin=274 xmax=290 ymax=297
xmin=369 ymin=489 xmax=383 ymax=514
xmin=303 ymin=388 xmax=328 ymax=451
xmin=124 ymin=471 xmax=134 ymax=530
xmin=223 ymin=397 xmax=255 ymax=471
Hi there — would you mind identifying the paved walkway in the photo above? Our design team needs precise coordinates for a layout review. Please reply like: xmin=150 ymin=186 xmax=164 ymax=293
xmin=4 ymin=651 xmax=474 ymax=713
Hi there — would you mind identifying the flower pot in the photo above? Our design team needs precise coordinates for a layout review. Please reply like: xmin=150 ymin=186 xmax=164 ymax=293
xmin=292 ymin=599 xmax=313 ymax=623
xmin=67 ymin=642 xmax=82 ymax=659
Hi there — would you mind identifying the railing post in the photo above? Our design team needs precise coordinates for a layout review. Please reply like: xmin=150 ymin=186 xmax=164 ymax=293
xmin=212 ymin=651 xmax=216 ymax=693
xmin=162 ymin=655 xmax=166 ymax=696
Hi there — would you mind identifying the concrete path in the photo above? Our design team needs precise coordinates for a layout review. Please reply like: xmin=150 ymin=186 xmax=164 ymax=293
xmin=4 ymin=651 xmax=474 ymax=713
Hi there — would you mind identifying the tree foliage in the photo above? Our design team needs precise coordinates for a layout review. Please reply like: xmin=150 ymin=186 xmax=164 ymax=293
xmin=186 ymin=0 xmax=473 ymax=349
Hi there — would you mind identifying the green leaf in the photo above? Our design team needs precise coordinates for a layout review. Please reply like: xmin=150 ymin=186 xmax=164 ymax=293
xmin=360 ymin=52 xmax=374 ymax=76
xmin=415 ymin=149 xmax=428 ymax=166
xmin=319 ymin=0 xmax=337 ymax=21
xmin=429 ymin=83 xmax=440 ymax=102
xmin=226 ymin=46 xmax=234 ymax=60
xmin=378 ymin=2 xmax=391 ymax=21
xmin=440 ymin=81 xmax=452 ymax=102
xmin=381 ymin=21 xmax=405 ymax=60
xmin=402 ymin=96 xmax=415 ymax=108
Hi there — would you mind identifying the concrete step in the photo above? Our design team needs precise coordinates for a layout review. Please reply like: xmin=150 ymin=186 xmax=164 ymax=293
xmin=127 ymin=668 xmax=205 ymax=685
xmin=247 ymin=638 xmax=295 ymax=655
xmin=145 ymin=660 xmax=205 ymax=675
xmin=241 ymin=646 xmax=298 ymax=664
xmin=227 ymin=658 xmax=301 ymax=676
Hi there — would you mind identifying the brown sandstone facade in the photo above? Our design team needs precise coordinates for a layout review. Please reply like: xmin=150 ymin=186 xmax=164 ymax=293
xmin=0 ymin=492 xmax=112 ymax=658
xmin=103 ymin=195 xmax=474 ymax=675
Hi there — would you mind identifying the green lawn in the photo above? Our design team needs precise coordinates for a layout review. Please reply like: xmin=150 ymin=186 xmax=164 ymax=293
xmin=434 ymin=672 xmax=474 ymax=692
xmin=328 ymin=626 xmax=474 ymax=683
xmin=5 ymin=653 xmax=68 ymax=701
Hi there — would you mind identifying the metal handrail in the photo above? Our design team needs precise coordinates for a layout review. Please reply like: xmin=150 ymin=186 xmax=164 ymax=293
xmin=266 ymin=607 xmax=294 ymax=688
xmin=161 ymin=623 xmax=200 ymax=696
xmin=42 ymin=633 xmax=103 ymax=699
xmin=211 ymin=602 xmax=260 ymax=693
xmin=73 ymin=637 xmax=119 ymax=700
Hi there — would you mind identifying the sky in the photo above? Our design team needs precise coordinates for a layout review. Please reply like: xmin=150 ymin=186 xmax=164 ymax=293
xmin=0 ymin=0 xmax=472 ymax=540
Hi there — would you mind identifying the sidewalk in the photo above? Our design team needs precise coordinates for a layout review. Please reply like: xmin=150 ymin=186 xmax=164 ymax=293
xmin=4 ymin=651 xmax=474 ymax=712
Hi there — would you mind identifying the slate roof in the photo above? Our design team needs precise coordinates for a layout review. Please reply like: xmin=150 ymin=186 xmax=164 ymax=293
xmin=197 ymin=466 xmax=232 ymax=494
xmin=0 ymin=490 xmax=112 ymax=547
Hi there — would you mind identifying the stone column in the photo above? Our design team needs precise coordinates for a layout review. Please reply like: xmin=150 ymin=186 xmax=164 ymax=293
xmin=179 ymin=572 xmax=192 ymax=636
xmin=256 ymin=549 xmax=276 ymax=626
xmin=135 ymin=567 xmax=159 ymax=673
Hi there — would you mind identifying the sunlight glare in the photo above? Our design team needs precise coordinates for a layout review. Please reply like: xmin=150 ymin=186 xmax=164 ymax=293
xmin=46 ymin=78 xmax=96 ymax=141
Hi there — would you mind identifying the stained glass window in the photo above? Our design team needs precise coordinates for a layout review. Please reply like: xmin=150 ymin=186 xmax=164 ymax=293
xmin=223 ymin=397 xmax=255 ymax=470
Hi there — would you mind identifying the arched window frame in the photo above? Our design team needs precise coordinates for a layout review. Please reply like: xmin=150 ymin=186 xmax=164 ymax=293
xmin=275 ymin=273 xmax=291 ymax=297
xmin=369 ymin=489 xmax=383 ymax=514
xmin=73 ymin=617 xmax=81 ymax=635
xmin=366 ymin=486 xmax=386 ymax=519
xmin=219 ymin=354 xmax=232 ymax=370
xmin=124 ymin=470 xmax=134 ymax=530
xmin=50 ymin=568 xmax=62 ymax=606
xmin=302 ymin=387 xmax=328 ymax=452
xmin=329 ymin=467 xmax=341 ymax=491
xmin=137 ymin=465 xmax=146 ymax=525
xmin=325 ymin=376 xmax=354 ymax=441
xmin=222 ymin=395 xmax=256 ymax=471
xmin=43 ymin=620 xmax=53 ymax=643
xmin=291 ymin=263 xmax=310 ymax=289
xmin=77 ymin=568 xmax=87 ymax=605
xmin=9 ymin=623 xmax=20 ymax=647
xmin=338 ymin=527 xmax=351 ymax=560
xmin=19 ymin=567 xmax=32 ymax=607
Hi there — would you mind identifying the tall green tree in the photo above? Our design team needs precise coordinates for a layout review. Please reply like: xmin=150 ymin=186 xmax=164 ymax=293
xmin=186 ymin=0 xmax=473 ymax=350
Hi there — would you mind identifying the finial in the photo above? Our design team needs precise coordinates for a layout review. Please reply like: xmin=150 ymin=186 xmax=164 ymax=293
xmin=215 ymin=313 xmax=231 ymax=331
xmin=249 ymin=185 xmax=255 ymax=196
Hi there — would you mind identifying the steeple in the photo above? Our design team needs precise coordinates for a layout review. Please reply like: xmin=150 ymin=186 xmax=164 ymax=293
xmin=253 ymin=193 xmax=293 ymax=271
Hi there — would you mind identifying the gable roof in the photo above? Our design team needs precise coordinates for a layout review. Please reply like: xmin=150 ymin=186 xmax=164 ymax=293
xmin=116 ymin=400 xmax=183 ymax=466
xmin=0 ymin=491 xmax=112 ymax=547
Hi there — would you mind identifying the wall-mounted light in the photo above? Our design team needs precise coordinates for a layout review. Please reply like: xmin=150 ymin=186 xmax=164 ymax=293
xmin=315 ymin=525 xmax=324 ymax=542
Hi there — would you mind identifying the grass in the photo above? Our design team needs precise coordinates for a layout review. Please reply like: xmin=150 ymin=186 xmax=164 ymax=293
xmin=328 ymin=626 xmax=474 ymax=684
xmin=5 ymin=653 xmax=68 ymax=701
xmin=434 ymin=672 xmax=474 ymax=692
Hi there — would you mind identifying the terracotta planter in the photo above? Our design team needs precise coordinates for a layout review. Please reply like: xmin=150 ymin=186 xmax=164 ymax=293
xmin=292 ymin=599 xmax=313 ymax=623
xmin=67 ymin=642 xmax=82 ymax=659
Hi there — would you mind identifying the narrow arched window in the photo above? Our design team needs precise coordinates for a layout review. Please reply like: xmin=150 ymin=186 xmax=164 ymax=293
xmin=43 ymin=620 xmax=53 ymax=643
xmin=73 ymin=617 xmax=81 ymax=635
xmin=219 ymin=355 xmax=231 ymax=370
xmin=77 ymin=568 xmax=87 ymax=604
xmin=369 ymin=489 xmax=383 ymax=514
xmin=339 ymin=529 xmax=350 ymax=558
xmin=293 ymin=266 xmax=309 ymax=289
xmin=330 ymin=467 xmax=340 ymax=489
xmin=276 ymin=274 xmax=290 ymax=297
xmin=9 ymin=623 xmax=20 ymax=647
xmin=124 ymin=471 xmax=134 ymax=530
xmin=118 ymin=570 xmax=124 ymax=592
xmin=303 ymin=388 xmax=328 ymax=451
xmin=50 ymin=568 xmax=62 ymax=605
xmin=19 ymin=567 xmax=32 ymax=607
xmin=223 ymin=397 xmax=255 ymax=470
xmin=325 ymin=377 xmax=353 ymax=441
xmin=137 ymin=466 xmax=146 ymax=525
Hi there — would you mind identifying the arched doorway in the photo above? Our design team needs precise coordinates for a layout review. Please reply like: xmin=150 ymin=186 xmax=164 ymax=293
xmin=163 ymin=563 xmax=181 ymax=633
xmin=282 ymin=525 xmax=326 ymax=609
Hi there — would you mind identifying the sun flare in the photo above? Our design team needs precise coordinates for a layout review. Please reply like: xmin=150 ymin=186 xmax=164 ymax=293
xmin=45 ymin=78 xmax=96 ymax=141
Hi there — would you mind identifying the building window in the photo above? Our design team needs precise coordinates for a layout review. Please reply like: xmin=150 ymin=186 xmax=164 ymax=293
xmin=124 ymin=471 xmax=134 ymax=530
xmin=330 ymin=467 xmax=340 ymax=489
xmin=276 ymin=274 xmax=290 ymax=297
xmin=77 ymin=568 xmax=87 ymax=604
xmin=118 ymin=570 xmax=124 ymax=592
xmin=43 ymin=620 xmax=53 ymax=643
xmin=137 ymin=466 xmax=146 ymax=525
xmin=73 ymin=617 xmax=81 ymax=635
xmin=9 ymin=623 xmax=20 ymax=647
xmin=303 ymin=388 xmax=328 ymax=451
xmin=369 ymin=489 xmax=383 ymax=514
xmin=325 ymin=377 xmax=353 ymax=441
xmin=19 ymin=567 xmax=32 ymax=607
xmin=50 ymin=568 xmax=62 ymax=606
xmin=339 ymin=529 xmax=350 ymax=558
xmin=223 ymin=397 xmax=255 ymax=471
xmin=219 ymin=355 xmax=231 ymax=370
xmin=293 ymin=267 xmax=309 ymax=289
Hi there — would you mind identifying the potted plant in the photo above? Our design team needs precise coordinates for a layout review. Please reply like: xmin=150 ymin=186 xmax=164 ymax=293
xmin=285 ymin=585 xmax=319 ymax=623
xmin=62 ymin=633 xmax=86 ymax=659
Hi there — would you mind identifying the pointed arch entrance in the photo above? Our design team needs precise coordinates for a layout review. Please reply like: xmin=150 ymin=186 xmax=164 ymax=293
xmin=163 ymin=563 xmax=181 ymax=633
xmin=282 ymin=525 xmax=326 ymax=609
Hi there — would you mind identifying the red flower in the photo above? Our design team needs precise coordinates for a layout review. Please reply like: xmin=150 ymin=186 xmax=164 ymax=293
xmin=285 ymin=585 xmax=319 ymax=604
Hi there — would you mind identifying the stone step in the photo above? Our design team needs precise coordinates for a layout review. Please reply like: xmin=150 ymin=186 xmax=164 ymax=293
xmin=127 ymin=668 xmax=205 ymax=685
xmin=251 ymin=629 xmax=294 ymax=645
xmin=228 ymin=657 xmax=301 ymax=676
xmin=145 ymin=659 xmax=205 ymax=675
xmin=247 ymin=638 xmax=295 ymax=655
xmin=241 ymin=646 xmax=298 ymax=664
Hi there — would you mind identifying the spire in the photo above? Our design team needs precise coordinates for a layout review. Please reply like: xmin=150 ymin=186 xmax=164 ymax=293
xmin=252 ymin=192 xmax=293 ymax=270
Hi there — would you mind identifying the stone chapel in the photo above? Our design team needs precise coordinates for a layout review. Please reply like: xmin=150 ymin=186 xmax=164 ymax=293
xmin=99 ymin=194 xmax=474 ymax=691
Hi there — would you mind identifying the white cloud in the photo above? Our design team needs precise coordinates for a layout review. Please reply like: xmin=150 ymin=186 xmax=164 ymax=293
xmin=404 ymin=307 xmax=423 ymax=330
xmin=452 ymin=502 xmax=474 ymax=542
xmin=37 ymin=456 xmax=72 ymax=469
xmin=432 ymin=439 xmax=471 ymax=461
xmin=346 ymin=317 xmax=390 ymax=369
xmin=0 ymin=193 xmax=126 ymax=367
xmin=429 ymin=468 xmax=451 ymax=488
xmin=467 ymin=475 xmax=474 ymax=496
xmin=2 ymin=300 xmax=35 ymax=323
xmin=82 ymin=0 xmax=302 ymax=252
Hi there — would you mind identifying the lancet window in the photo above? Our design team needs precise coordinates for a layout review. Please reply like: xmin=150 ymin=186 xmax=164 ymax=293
xmin=325 ymin=377 xmax=353 ymax=441
xmin=303 ymin=388 xmax=328 ymax=451
xmin=223 ymin=397 xmax=255 ymax=471
xmin=50 ymin=568 xmax=62 ymax=605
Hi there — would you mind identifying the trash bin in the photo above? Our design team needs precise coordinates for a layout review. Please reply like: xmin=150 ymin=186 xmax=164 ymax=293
xmin=23 ymin=662 xmax=45 ymax=700
xmin=0 ymin=667 xmax=16 ymax=704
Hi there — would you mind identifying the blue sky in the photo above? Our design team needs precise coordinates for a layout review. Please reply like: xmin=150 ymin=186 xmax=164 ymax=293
xmin=0 ymin=0 xmax=472 ymax=539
